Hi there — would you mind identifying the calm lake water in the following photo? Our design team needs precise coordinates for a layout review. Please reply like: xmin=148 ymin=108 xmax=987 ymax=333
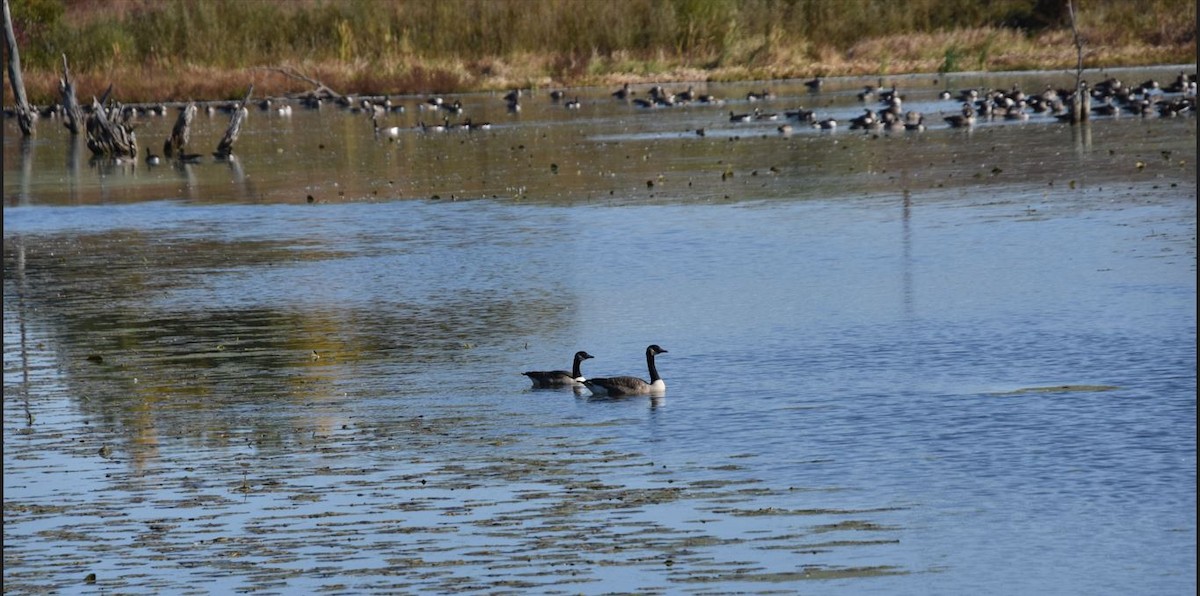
xmin=4 ymin=66 xmax=1196 ymax=594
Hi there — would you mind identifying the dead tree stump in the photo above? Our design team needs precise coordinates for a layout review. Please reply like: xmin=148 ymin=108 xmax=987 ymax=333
xmin=214 ymin=85 xmax=254 ymax=159
xmin=164 ymin=101 xmax=197 ymax=159
xmin=3 ymin=0 xmax=36 ymax=136
xmin=59 ymin=54 xmax=84 ymax=135
xmin=85 ymin=97 xmax=138 ymax=158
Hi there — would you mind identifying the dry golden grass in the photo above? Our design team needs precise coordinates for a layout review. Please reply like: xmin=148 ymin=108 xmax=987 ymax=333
xmin=4 ymin=0 xmax=1195 ymax=105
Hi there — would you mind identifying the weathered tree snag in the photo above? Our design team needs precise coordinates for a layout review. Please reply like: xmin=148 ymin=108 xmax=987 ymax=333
xmin=164 ymin=101 xmax=197 ymax=159
xmin=3 ymin=0 xmax=36 ymax=136
xmin=1067 ymin=0 xmax=1089 ymax=124
xmin=59 ymin=54 xmax=84 ymax=134
xmin=214 ymin=85 xmax=253 ymax=159
xmin=85 ymin=96 xmax=138 ymax=158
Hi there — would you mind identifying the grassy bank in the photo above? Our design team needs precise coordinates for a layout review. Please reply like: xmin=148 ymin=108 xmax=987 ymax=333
xmin=5 ymin=0 xmax=1196 ymax=105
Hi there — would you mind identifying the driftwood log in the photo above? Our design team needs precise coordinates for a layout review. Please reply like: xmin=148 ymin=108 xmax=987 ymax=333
xmin=261 ymin=66 xmax=344 ymax=108
xmin=214 ymin=85 xmax=253 ymax=159
xmin=164 ymin=101 xmax=197 ymax=159
xmin=59 ymin=54 xmax=84 ymax=134
xmin=85 ymin=96 xmax=138 ymax=158
xmin=3 ymin=0 xmax=36 ymax=136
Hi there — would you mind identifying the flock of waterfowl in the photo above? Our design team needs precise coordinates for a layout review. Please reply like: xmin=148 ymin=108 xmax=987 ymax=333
xmin=10 ymin=70 xmax=1194 ymax=167
xmin=523 ymin=345 xmax=668 ymax=397
xmin=354 ymin=70 xmax=1196 ymax=139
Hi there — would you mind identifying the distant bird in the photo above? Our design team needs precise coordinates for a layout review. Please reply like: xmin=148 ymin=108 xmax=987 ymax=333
xmin=612 ymin=83 xmax=633 ymax=101
xmin=904 ymin=111 xmax=926 ymax=131
xmin=815 ymin=117 xmax=838 ymax=129
xmin=504 ymin=89 xmax=522 ymax=103
xmin=804 ymin=77 xmax=823 ymax=92
xmin=944 ymin=103 xmax=976 ymax=128
xmin=145 ymin=146 xmax=161 ymax=166
xmin=754 ymin=108 xmax=779 ymax=121
xmin=849 ymin=109 xmax=879 ymax=130
xmin=777 ymin=123 xmax=794 ymax=136
xmin=373 ymin=113 xmax=401 ymax=138
xmin=584 ymin=345 xmax=668 ymax=397
xmin=729 ymin=110 xmax=752 ymax=123
xmin=465 ymin=118 xmax=492 ymax=131
xmin=747 ymin=89 xmax=774 ymax=101
xmin=564 ymin=97 xmax=582 ymax=110
xmin=549 ymin=90 xmax=566 ymax=102
xmin=785 ymin=108 xmax=815 ymax=123
xmin=523 ymin=351 xmax=595 ymax=388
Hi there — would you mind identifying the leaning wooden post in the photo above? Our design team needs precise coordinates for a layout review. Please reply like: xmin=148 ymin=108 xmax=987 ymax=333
xmin=214 ymin=85 xmax=253 ymax=159
xmin=59 ymin=54 xmax=84 ymax=134
xmin=165 ymin=101 xmax=196 ymax=158
xmin=1067 ymin=0 xmax=1088 ymax=123
xmin=3 ymin=0 xmax=36 ymax=136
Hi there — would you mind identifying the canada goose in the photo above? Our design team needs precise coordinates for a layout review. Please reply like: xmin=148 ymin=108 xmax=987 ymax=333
xmin=904 ymin=111 xmax=926 ymax=131
xmin=848 ymin=109 xmax=878 ymax=130
xmin=729 ymin=110 xmax=752 ymax=123
xmin=804 ymin=77 xmax=823 ymax=92
xmin=523 ymin=351 xmax=594 ymax=388
xmin=564 ymin=97 xmax=582 ymax=110
xmin=584 ymin=345 xmax=668 ymax=397
xmin=145 ymin=146 xmax=161 ymax=165
xmin=549 ymin=90 xmax=565 ymax=102
xmin=944 ymin=103 xmax=976 ymax=128
xmin=612 ymin=83 xmax=633 ymax=100
xmin=785 ymin=108 xmax=815 ymax=123
xmin=372 ymin=113 xmax=401 ymax=137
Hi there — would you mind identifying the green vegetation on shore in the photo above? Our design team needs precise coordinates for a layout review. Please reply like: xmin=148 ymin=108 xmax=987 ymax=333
xmin=5 ymin=0 xmax=1196 ymax=105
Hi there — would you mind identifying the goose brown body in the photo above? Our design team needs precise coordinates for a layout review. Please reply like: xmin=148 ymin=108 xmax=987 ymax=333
xmin=584 ymin=345 xmax=668 ymax=396
xmin=523 ymin=351 xmax=594 ymax=388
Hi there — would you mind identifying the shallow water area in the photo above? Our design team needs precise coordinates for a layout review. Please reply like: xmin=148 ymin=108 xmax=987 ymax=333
xmin=4 ymin=66 xmax=1197 ymax=594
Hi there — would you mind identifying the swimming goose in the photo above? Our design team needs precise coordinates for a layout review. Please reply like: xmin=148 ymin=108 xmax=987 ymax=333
xmin=612 ymin=83 xmax=633 ymax=101
xmin=145 ymin=146 xmax=161 ymax=166
xmin=523 ymin=351 xmax=594 ymax=388
xmin=584 ymin=345 xmax=668 ymax=397
xmin=372 ymin=113 xmax=401 ymax=137
xmin=944 ymin=103 xmax=976 ymax=128
xmin=564 ymin=97 xmax=582 ymax=110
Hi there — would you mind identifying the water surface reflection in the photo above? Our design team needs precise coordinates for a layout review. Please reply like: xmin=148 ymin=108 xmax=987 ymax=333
xmin=4 ymin=66 xmax=1195 ymax=595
